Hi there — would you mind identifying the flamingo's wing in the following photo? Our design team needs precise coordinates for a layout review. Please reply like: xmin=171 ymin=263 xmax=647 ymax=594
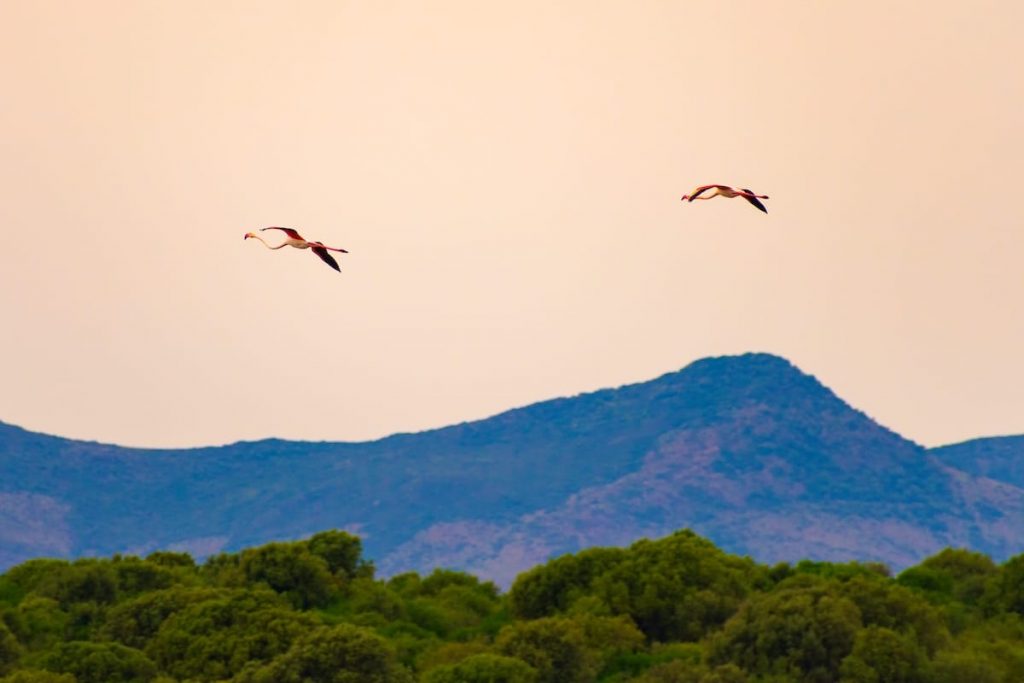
xmin=261 ymin=226 xmax=304 ymax=240
xmin=312 ymin=246 xmax=341 ymax=272
xmin=740 ymin=190 xmax=768 ymax=213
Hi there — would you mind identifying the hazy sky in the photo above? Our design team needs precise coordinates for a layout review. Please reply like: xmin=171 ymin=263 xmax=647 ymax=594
xmin=2 ymin=1 xmax=1022 ymax=448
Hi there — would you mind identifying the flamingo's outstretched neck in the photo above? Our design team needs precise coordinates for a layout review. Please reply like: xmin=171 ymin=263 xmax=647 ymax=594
xmin=244 ymin=233 xmax=287 ymax=250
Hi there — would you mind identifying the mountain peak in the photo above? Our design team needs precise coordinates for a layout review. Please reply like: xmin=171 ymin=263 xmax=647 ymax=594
xmin=677 ymin=352 xmax=826 ymax=393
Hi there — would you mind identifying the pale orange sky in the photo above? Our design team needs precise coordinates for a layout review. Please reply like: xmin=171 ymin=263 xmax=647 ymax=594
xmin=2 ymin=1 xmax=1022 ymax=448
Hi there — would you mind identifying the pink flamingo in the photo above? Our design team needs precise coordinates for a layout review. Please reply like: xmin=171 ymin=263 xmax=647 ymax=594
xmin=680 ymin=184 xmax=769 ymax=213
xmin=244 ymin=227 xmax=349 ymax=272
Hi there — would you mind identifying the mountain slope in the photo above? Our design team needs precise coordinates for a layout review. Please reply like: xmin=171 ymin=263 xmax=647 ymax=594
xmin=930 ymin=435 xmax=1024 ymax=488
xmin=2 ymin=353 xmax=1022 ymax=584
xmin=380 ymin=363 xmax=1024 ymax=584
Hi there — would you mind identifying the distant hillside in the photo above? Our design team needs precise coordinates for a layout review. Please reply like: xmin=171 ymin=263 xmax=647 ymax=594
xmin=930 ymin=435 xmax=1024 ymax=488
xmin=2 ymin=353 xmax=1022 ymax=584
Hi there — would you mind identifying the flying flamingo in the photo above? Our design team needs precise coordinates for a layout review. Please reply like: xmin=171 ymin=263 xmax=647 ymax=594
xmin=680 ymin=184 xmax=769 ymax=213
xmin=243 ymin=227 xmax=349 ymax=272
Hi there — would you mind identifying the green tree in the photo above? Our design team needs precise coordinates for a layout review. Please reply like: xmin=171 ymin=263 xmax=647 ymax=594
xmin=307 ymin=531 xmax=366 ymax=579
xmin=415 ymin=639 xmax=490 ymax=673
xmin=39 ymin=641 xmax=157 ymax=683
xmin=374 ymin=620 xmax=438 ymax=671
xmin=707 ymin=582 xmax=861 ymax=683
xmin=701 ymin=664 xmax=748 ymax=683
xmin=630 ymin=659 xmax=748 ymax=683
xmin=418 ymin=570 xmax=499 ymax=601
xmin=508 ymin=548 xmax=625 ymax=620
xmin=941 ymin=614 xmax=1024 ymax=682
xmin=0 ymin=620 xmax=22 ymax=675
xmin=0 ymin=671 xmax=76 ymax=683
xmin=898 ymin=548 xmax=996 ymax=607
xmin=423 ymin=653 xmax=537 ymax=683
xmin=838 ymin=576 xmax=948 ymax=654
xmin=144 ymin=590 xmax=317 ymax=681
xmin=495 ymin=618 xmax=594 ymax=683
xmin=631 ymin=659 xmax=709 ymax=683
xmin=599 ymin=642 xmax=704 ymax=681
xmin=234 ymin=624 xmax=413 ymax=683
xmin=1 ymin=561 xmax=70 ymax=602
xmin=100 ymin=586 xmax=225 ymax=649
xmin=838 ymin=626 xmax=926 ymax=683
xmin=793 ymin=560 xmax=890 ymax=582
xmin=400 ymin=572 xmax=503 ymax=640
xmin=36 ymin=562 xmax=118 ymax=608
xmin=894 ymin=567 xmax=954 ymax=604
xmin=108 ymin=558 xmax=175 ymax=597
xmin=983 ymin=553 xmax=1024 ymax=616
xmin=511 ymin=531 xmax=763 ymax=642
xmin=198 ymin=552 xmax=244 ymax=587
xmin=8 ymin=596 xmax=68 ymax=652
xmin=574 ymin=614 xmax=645 ymax=677
xmin=927 ymin=649 xmax=1004 ymax=683
xmin=144 ymin=552 xmax=194 ymax=570
xmin=591 ymin=531 xmax=765 ymax=641
xmin=346 ymin=578 xmax=406 ymax=624
xmin=237 ymin=542 xmax=337 ymax=610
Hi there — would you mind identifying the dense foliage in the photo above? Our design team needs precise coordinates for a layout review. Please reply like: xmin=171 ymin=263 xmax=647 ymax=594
xmin=0 ymin=529 xmax=1022 ymax=682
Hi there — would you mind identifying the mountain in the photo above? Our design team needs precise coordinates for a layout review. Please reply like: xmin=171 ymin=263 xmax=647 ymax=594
xmin=2 ymin=353 xmax=1022 ymax=585
xmin=930 ymin=435 xmax=1024 ymax=489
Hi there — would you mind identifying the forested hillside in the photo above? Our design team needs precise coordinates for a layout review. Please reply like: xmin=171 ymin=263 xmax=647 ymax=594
xmin=0 ymin=528 xmax=1021 ymax=682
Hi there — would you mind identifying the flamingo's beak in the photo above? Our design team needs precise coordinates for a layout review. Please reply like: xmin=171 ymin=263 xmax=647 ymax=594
xmin=244 ymin=233 xmax=252 ymax=240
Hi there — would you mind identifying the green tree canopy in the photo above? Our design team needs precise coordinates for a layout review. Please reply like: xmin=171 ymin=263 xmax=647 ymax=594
xmin=495 ymin=617 xmax=594 ymax=683
xmin=7 ymin=596 xmax=67 ymax=652
xmin=838 ymin=626 xmax=926 ymax=683
xmin=143 ymin=590 xmax=317 ymax=681
xmin=307 ymin=530 xmax=367 ymax=579
xmin=39 ymin=641 xmax=156 ymax=683
xmin=422 ymin=653 xmax=537 ymax=683
xmin=1 ymin=529 xmax=1023 ymax=683
xmin=237 ymin=542 xmax=336 ymax=609
xmin=984 ymin=553 xmax=1024 ymax=616
xmin=0 ymin=671 xmax=76 ymax=683
xmin=508 ymin=548 xmax=626 ymax=620
xmin=0 ymin=621 xmax=22 ymax=676
xmin=234 ymin=623 xmax=413 ymax=683
xmin=510 ymin=531 xmax=763 ymax=642
xmin=837 ymin=576 xmax=948 ymax=654
xmin=898 ymin=548 xmax=996 ymax=607
xmin=708 ymin=582 xmax=861 ymax=683
xmin=99 ymin=586 xmax=226 ymax=649
xmin=590 ymin=530 xmax=765 ymax=641
xmin=926 ymin=649 xmax=1005 ymax=683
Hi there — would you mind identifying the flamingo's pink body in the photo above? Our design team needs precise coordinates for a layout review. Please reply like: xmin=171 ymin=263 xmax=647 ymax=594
xmin=680 ymin=184 xmax=769 ymax=213
xmin=244 ymin=226 xmax=349 ymax=272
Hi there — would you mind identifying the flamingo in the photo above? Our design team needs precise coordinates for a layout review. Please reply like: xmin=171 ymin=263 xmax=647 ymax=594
xmin=680 ymin=184 xmax=769 ymax=213
xmin=243 ymin=227 xmax=349 ymax=272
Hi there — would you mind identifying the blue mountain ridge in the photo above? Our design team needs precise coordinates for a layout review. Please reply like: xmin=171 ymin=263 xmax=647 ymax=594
xmin=2 ymin=353 xmax=1022 ymax=585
